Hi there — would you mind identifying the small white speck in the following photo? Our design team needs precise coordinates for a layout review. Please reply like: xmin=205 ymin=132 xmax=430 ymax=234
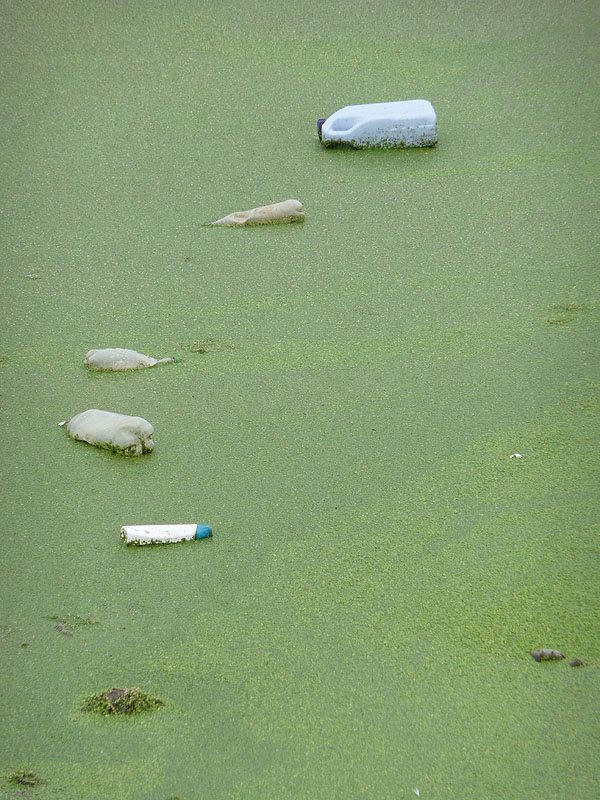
xmin=26 ymin=273 xmax=40 ymax=279
xmin=413 ymin=791 xmax=420 ymax=798
xmin=509 ymin=453 xmax=523 ymax=459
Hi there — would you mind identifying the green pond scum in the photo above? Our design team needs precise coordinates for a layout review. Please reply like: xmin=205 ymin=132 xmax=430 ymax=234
xmin=1 ymin=0 xmax=599 ymax=798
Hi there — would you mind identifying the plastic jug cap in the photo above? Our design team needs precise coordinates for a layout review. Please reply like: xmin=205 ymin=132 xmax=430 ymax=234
xmin=195 ymin=524 xmax=213 ymax=540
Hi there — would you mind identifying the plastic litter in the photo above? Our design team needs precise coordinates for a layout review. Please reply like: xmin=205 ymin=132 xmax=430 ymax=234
xmin=120 ymin=524 xmax=213 ymax=545
xmin=510 ymin=453 xmax=524 ymax=459
xmin=59 ymin=409 xmax=154 ymax=455
xmin=319 ymin=99 xmax=437 ymax=148
xmin=55 ymin=622 xmax=72 ymax=636
xmin=530 ymin=648 xmax=565 ymax=662
xmin=211 ymin=199 xmax=305 ymax=226
xmin=84 ymin=348 xmax=177 ymax=370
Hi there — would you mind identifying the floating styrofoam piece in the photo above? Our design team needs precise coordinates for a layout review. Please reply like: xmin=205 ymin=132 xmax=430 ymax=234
xmin=59 ymin=409 xmax=154 ymax=455
xmin=85 ymin=348 xmax=177 ymax=371
xmin=121 ymin=523 xmax=213 ymax=545
xmin=211 ymin=199 xmax=305 ymax=226
xmin=319 ymin=100 xmax=437 ymax=148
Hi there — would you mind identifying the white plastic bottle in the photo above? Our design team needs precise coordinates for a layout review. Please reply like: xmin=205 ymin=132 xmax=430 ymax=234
xmin=84 ymin=348 xmax=178 ymax=370
xmin=318 ymin=99 xmax=437 ymax=148
xmin=121 ymin=524 xmax=213 ymax=545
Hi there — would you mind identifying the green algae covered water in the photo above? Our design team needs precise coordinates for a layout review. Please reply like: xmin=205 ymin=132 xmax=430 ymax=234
xmin=1 ymin=1 xmax=599 ymax=797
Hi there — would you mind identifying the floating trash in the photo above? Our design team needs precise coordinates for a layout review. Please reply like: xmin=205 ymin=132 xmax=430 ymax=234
xmin=81 ymin=687 xmax=163 ymax=715
xmin=318 ymin=99 xmax=437 ymax=148
xmin=121 ymin=523 xmax=213 ymax=545
xmin=570 ymin=658 xmax=585 ymax=667
xmin=530 ymin=648 xmax=565 ymax=662
xmin=211 ymin=199 xmax=305 ymax=226
xmin=55 ymin=622 xmax=72 ymax=636
xmin=510 ymin=453 xmax=524 ymax=459
xmin=84 ymin=348 xmax=177 ymax=371
xmin=59 ymin=409 xmax=154 ymax=455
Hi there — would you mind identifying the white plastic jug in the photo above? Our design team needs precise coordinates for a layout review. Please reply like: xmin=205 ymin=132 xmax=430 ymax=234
xmin=121 ymin=524 xmax=212 ymax=545
xmin=318 ymin=100 xmax=437 ymax=148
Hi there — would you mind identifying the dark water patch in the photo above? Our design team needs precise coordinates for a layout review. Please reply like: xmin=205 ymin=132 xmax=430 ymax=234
xmin=190 ymin=338 xmax=234 ymax=354
xmin=547 ymin=303 xmax=587 ymax=325
xmin=6 ymin=771 xmax=44 ymax=788
xmin=43 ymin=614 xmax=98 ymax=633
xmin=0 ymin=624 xmax=15 ymax=640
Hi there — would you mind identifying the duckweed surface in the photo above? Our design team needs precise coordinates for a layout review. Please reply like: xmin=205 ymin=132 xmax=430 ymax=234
xmin=1 ymin=1 xmax=598 ymax=798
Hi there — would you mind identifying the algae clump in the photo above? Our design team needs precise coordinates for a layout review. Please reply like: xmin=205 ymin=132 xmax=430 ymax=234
xmin=81 ymin=687 xmax=164 ymax=716
xmin=7 ymin=770 xmax=45 ymax=787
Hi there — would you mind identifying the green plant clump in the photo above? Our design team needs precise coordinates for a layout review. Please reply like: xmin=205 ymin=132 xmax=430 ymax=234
xmin=81 ymin=687 xmax=164 ymax=716
xmin=8 ymin=770 xmax=44 ymax=787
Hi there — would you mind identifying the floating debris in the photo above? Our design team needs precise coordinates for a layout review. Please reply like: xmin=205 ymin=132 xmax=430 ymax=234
xmin=26 ymin=272 xmax=41 ymax=279
xmin=319 ymin=99 xmax=437 ymax=148
xmin=570 ymin=658 xmax=585 ymax=667
xmin=82 ymin=687 xmax=164 ymax=715
xmin=121 ymin=523 xmax=213 ymax=545
xmin=59 ymin=409 xmax=154 ymax=455
xmin=55 ymin=622 xmax=72 ymax=636
xmin=509 ymin=453 xmax=523 ymax=459
xmin=84 ymin=348 xmax=177 ymax=371
xmin=211 ymin=198 xmax=305 ymax=226
xmin=531 ymin=648 xmax=565 ymax=662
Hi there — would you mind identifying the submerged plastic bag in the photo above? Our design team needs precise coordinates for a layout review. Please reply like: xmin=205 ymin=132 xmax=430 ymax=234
xmin=211 ymin=199 xmax=305 ymax=226
xmin=84 ymin=348 xmax=176 ymax=371
xmin=59 ymin=409 xmax=154 ymax=455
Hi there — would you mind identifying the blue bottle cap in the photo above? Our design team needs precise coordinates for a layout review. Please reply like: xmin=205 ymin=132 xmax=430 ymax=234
xmin=195 ymin=524 xmax=213 ymax=540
